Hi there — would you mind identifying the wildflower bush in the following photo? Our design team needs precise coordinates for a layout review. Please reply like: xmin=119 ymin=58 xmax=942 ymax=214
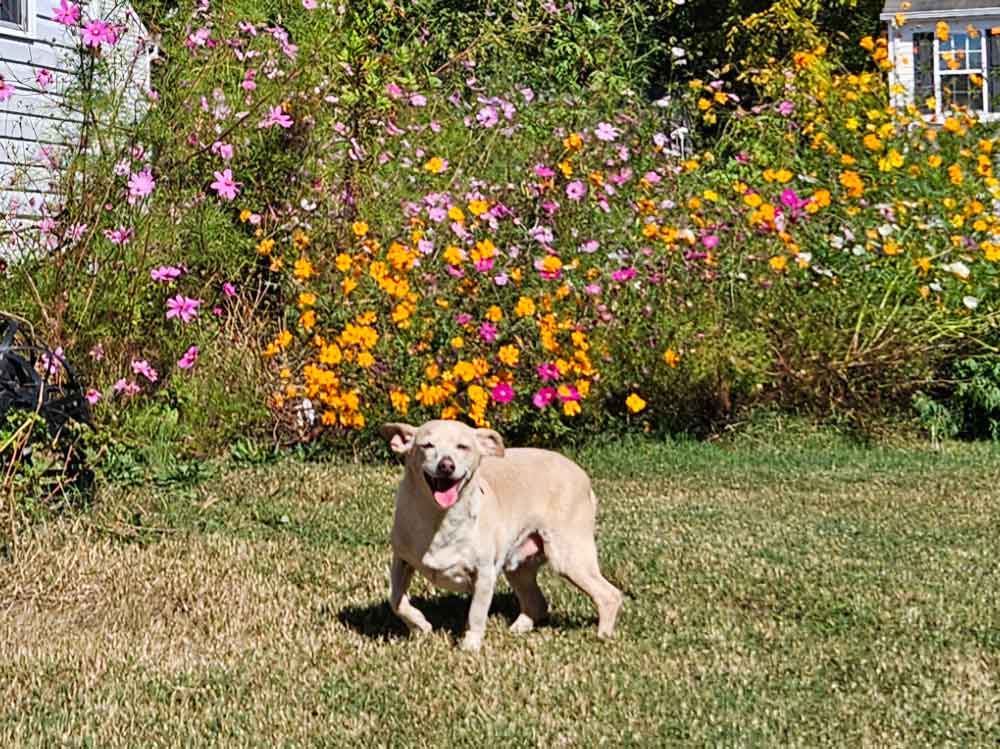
xmin=2 ymin=0 xmax=999 ymax=461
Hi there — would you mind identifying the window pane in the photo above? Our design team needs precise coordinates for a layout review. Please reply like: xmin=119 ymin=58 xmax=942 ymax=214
xmin=941 ymin=74 xmax=982 ymax=111
xmin=988 ymin=32 xmax=1000 ymax=112
xmin=0 ymin=0 xmax=22 ymax=25
xmin=914 ymin=33 xmax=935 ymax=112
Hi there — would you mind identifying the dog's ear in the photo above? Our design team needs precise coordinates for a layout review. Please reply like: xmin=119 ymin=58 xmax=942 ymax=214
xmin=380 ymin=423 xmax=416 ymax=454
xmin=474 ymin=428 xmax=505 ymax=458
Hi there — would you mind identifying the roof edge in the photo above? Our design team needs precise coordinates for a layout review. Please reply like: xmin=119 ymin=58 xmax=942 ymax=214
xmin=880 ymin=8 xmax=1000 ymax=21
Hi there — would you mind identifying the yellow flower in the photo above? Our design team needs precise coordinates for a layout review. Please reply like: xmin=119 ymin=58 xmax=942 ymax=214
xmin=352 ymin=221 xmax=369 ymax=237
xmin=447 ymin=206 xmax=465 ymax=223
xmin=424 ymin=156 xmax=445 ymax=174
xmin=485 ymin=305 xmax=503 ymax=322
xmin=663 ymin=349 xmax=680 ymax=368
xmin=390 ymin=390 xmax=410 ymax=415
xmin=239 ymin=209 xmax=253 ymax=222
xmin=451 ymin=336 xmax=464 ymax=350
xmin=293 ymin=257 xmax=314 ymax=281
xmin=298 ymin=291 xmax=317 ymax=308
xmin=468 ymin=199 xmax=489 ymax=216
xmin=357 ymin=351 xmax=374 ymax=368
xmin=257 ymin=238 xmax=275 ymax=256
xmin=293 ymin=229 xmax=311 ymax=250
xmin=769 ymin=255 xmax=789 ymax=272
xmin=453 ymin=360 xmax=477 ymax=382
xmin=276 ymin=330 xmax=293 ymax=349
xmin=498 ymin=345 xmax=519 ymax=366
xmin=563 ymin=400 xmax=581 ymax=417
xmin=514 ymin=296 xmax=536 ymax=317
xmin=443 ymin=245 xmax=464 ymax=266
xmin=936 ymin=20 xmax=949 ymax=41
xmin=542 ymin=256 xmax=563 ymax=274
xmin=563 ymin=132 xmax=583 ymax=151
xmin=928 ymin=154 xmax=943 ymax=168
xmin=625 ymin=393 xmax=646 ymax=413
xmin=558 ymin=160 xmax=573 ymax=178
xmin=839 ymin=170 xmax=864 ymax=198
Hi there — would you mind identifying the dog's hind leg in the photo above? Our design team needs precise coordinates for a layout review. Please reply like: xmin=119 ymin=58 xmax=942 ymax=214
xmin=545 ymin=535 xmax=622 ymax=638
xmin=389 ymin=555 xmax=432 ymax=634
xmin=504 ymin=558 xmax=548 ymax=634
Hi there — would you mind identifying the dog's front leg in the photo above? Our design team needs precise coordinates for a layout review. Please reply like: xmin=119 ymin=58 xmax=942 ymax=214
xmin=389 ymin=555 xmax=432 ymax=634
xmin=460 ymin=566 xmax=497 ymax=652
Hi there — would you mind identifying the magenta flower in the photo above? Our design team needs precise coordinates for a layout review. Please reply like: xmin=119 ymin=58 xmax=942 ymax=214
xmin=222 ymin=282 xmax=236 ymax=298
xmin=537 ymin=362 xmax=560 ymax=381
xmin=177 ymin=346 xmax=200 ymax=370
xmin=491 ymin=382 xmax=514 ymax=403
xmin=113 ymin=379 xmax=141 ymax=398
xmin=0 ymin=78 xmax=13 ymax=103
xmin=150 ymin=265 xmax=182 ymax=282
xmin=127 ymin=168 xmax=155 ymax=203
xmin=455 ymin=312 xmax=472 ymax=326
xmin=81 ymin=20 xmax=114 ymax=48
xmin=35 ymin=69 xmax=53 ymax=88
xmin=594 ymin=122 xmax=619 ymax=142
xmin=302 ymin=0 xmax=317 ymax=7
xmin=611 ymin=267 xmax=637 ymax=282
xmin=53 ymin=0 xmax=80 ymax=25
xmin=479 ymin=322 xmax=497 ymax=343
xmin=476 ymin=106 xmax=499 ymax=128
xmin=777 ymin=100 xmax=795 ymax=116
xmin=409 ymin=93 xmax=427 ymax=107
xmin=259 ymin=105 xmax=294 ymax=129
xmin=166 ymin=295 xmax=201 ymax=323
xmin=40 ymin=346 xmax=64 ymax=375
xmin=104 ymin=227 xmax=133 ymax=245
xmin=85 ymin=388 xmax=102 ymax=405
xmin=557 ymin=384 xmax=581 ymax=402
xmin=131 ymin=359 xmax=159 ymax=383
xmin=701 ymin=234 xmax=720 ymax=250
xmin=566 ymin=180 xmax=586 ymax=201
xmin=210 ymin=169 xmax=240 ymax=200
xmin=534 ymin=164 xmax=555 ymax=179
xmin=532 ymin=387 xmax=557 ymax=409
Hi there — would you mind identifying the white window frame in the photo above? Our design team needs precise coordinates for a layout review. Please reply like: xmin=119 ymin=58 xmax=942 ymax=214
xmin=0 ymin=0 xmax=36 ymax=40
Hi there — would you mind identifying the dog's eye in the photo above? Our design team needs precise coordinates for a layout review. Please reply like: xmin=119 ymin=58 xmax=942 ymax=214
xmin=457 ymin=444 xmax=470 ymax=451
xmin=419 ymin=442 xmax=434 ymax=450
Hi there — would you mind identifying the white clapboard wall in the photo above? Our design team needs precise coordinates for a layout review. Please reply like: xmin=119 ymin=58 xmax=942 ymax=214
xmin=0 ymin=0 xmax=150 ymax=223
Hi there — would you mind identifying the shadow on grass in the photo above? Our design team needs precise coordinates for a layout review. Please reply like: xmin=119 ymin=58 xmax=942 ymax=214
xmin=335 ymin=592 xmax=593 ymax=641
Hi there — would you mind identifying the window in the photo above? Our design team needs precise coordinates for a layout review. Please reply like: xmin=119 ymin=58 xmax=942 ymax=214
xmin=0 ymin=0 xmax=23 ymax=26
xmin=938 ymin=30 xmax=985 ymax=112
xmin=0 ymin=0 xmax=29 ymax=34
xmin=913 ymin=32 xmax=935 ymax=113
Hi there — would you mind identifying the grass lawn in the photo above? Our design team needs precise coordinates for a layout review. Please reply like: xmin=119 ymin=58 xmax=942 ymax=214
xmin=2 ymin=433 xmax=999 ymax=747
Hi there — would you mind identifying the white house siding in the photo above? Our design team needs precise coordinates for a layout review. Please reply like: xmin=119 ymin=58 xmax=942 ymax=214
xmin=0 ymin=0 xmax=149 ymax=223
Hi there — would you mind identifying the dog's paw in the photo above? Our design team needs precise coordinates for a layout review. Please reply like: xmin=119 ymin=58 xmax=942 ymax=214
xmin=409 ymin=618 xmax=433 ymax=635
xmin=459 ymin=632 xmax=483 ymax=652
xmin=509 ymin=614 xmax=535 ymax=634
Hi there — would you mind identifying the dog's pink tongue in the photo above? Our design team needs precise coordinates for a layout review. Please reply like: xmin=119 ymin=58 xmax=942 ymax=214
xmin=434 ymin=484 xmax=459 ymax=509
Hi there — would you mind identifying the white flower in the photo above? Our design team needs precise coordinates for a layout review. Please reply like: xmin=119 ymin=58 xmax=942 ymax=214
xmin=941 ymin=261 xmax=971 ymax=279
xmin=963 ymin=295 xmax=979 ymax=310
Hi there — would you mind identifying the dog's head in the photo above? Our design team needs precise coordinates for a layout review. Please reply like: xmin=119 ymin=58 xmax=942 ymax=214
xmin=380 ymin=420 xmax=504 ymax=509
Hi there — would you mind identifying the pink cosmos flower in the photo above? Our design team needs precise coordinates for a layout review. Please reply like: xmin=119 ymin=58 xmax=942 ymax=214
xmin=210 ymin=169 xmax=240 ymax=200
xmin=532 ymin=387 xmax=557 ymax=409
xmin=259 ymin=105 xmax=293 ymax=129
xmin=81 ymin=20 xmax=116 ymax=49
xmin=127 ymin=168 xmax=155 ymax=203
xmin=302 ymin=0 xmax=317 ymax=7
xmin=53 ymin=0 xmax=80 ymax=25
xmin=409 ymin=93 xmax=427 ymax=107
xmin=177 ymin=346 xmax=199 ymax=370
xmin=537 ymin=362 xmax=560 ymax=381
xmin=701 ymin=234 xmax=720 ymax=249
xmin=0 ymin=78 xmax=13 ymax=103
xmin=222 ymin=282 xmax=236 ymax=298
xmin=580 ymin=240 xmax=600 ymax=254
xmin=242 ymin=69 xmax=257 ymax=91
xmin=104 ymin=227 xmax=133 ymax=245
xmin=594 ymin=122 xmax=619 ymax=142
xmin=85 ymin=388 xmax=102 ymax=405
xmin=35 ymin=69 xmax=53 ymax=89
xmin=566 ymin=181 xmax=586 ymax=201
xmin=89 ymin=344 xmax=105 ymax=361
xmin=211 ymin=141 xmax=234 ymax=160
xmin=113 ymin=379 xmax=141 ymax=398
xmin=166 ymin=295 xmax=201 ymax=323
xmin=479 ymin=322 xmax=497 ymax=343
xmin=476 ymin=106 xmax=499 ymax=128
xmin=777 ymin=100 xmax=795 ymax=116
xmin=491 ymin=382 xmax=514 ymax=403
xmin=40 ymin=346 xmax=64 ymax=375
xmin=611 ymin=267 xmax=636 ymax=282
xmin=131 ymin=359 xmax=158 ymax=383
xmin=150 ymin=265 xmax=183 ymax=282
xmin=534 ymin=164 xmax=555 ymax=178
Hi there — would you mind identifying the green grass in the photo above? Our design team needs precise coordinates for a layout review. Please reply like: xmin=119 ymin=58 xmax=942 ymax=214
xmin=2 ymin=436 xmax=1000 ymax=746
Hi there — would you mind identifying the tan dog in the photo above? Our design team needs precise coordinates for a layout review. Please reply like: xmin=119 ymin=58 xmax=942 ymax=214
xmin=380 ymin=419 xmax=622 ymax=651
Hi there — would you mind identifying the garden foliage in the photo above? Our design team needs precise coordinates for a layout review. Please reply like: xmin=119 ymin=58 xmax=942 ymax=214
xmin=1 ymin=0 xmax=998 ymax=462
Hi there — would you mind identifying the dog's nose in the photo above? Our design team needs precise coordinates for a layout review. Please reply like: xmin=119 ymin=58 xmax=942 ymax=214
xmin=437 ymin=457 xmax=455 ymax=476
